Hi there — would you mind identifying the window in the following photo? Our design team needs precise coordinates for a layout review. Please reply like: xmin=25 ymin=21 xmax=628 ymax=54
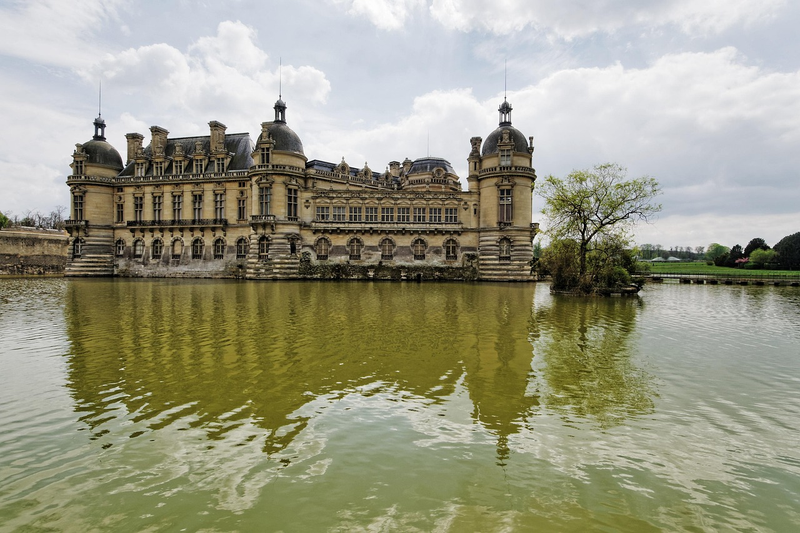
xmin=259 ymin=186 xmax=271 ymax=216
xmin=171 ymin=239 xmax=182 ymax=260
xmin=397 ymin=207 xmax=410 ymax=222
xmin=239 ymin=181 xmax=248 ymax=188
xmin=115 ymin=239 xmax=125 ymax=257
xmin=174 ymin=160 xmax=184 ymax=175
xmin=173 ymin=194 xmax=183 ymax=221
xmin=152 ymin=195 xmax=162 ymax=222
xmin=349 ymin=206 xmax=362 ymax=222
xmin=287 ymin=188 xmax=298 ymax=219
xmin=133 ymin=197 xmax=143 ymax=222
xmin=238 ymin=197 xmax=246 ymax=221
xmin=116 ymin=203 xmax=124 ymax=223
xmin=72 ymin=238 xmax=85 ymax=258
xmin=499 ymin=188 xmax=513 ymax=223
xmin=192 ymin=238 xmax=204 ymax=259
xmin=214 ymin=193 xmax=225 ymax=219
xmin=412 ymin=238 xmax=426 ymax=260
xmin=499 ymin=238 xmax=511 ymax=261
xmin=135 ymin=162 xmax=146 ymax=177
xmin=258 ymin=236 xmax=269 ymax=261
xmin=73 ymin=160 xmax=84 ymax=176
xmin=133 ymin=239 xmax=144 ymax=259
xmin=445 ymin=207 xmax=458 ymax=223
xmin=429 ymin=207 xmax=442 ymax=223
xmin=349 ymin=238 xmax=362 ymax=260
xmin=73 ymin=194 xmax=84 ymax=220
xmin=236 ymin=237 xmax=249 ymax=259
xmin=316 ymin=237 xmax=331 ymax=260
xmin=193 ymin=159 xmax=205 ymax=174
xmin=260 ymin=146 xmax=270 ymax=165
xmin=213 ymin=238 xmax=225 ymax=259
xmin=365 ymin=207 xmax=378 ymax=222
xmin=153 ymin=161 xmax=164 ymax=176
xmin=381 ymin=207 xmax=394 ymax=222
xmin=380 ymin=238 xmax=394 ymax=260
xmin=151 ymin=238 xmax=163 ymax=259
xmin=413 ymin=207 xmax=426 ymax=222
xmin=215 ymin=158 xmax=225 ymax=173
xmin=193 ymin=193 xmax=203 ymax=221
xmin=499 ymin=149 xmax=511 ymax=167
xmin=445 ymin=239 xmax=458 ymax=261
xmin=316 ymin=206 xmax=330 ymax=221
xmin=333 ymin=206 xmax=346 ymax=221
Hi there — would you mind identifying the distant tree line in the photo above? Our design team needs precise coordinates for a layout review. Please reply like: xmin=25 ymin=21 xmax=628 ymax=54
xmin=638 ymin=244 xmax=706 ymax=261
xmin=0 ymin=207 xmax=67 ymax=231
xmin=640 ymin=234 xmax=800 ymax=270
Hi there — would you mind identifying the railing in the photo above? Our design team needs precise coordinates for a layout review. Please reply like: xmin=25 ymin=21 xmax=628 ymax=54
xmin=126 ymin=218 xmax=228 ymax=227
xmin=250 ymin=214 xmax=277 ymax=223
xmin=636 ymin=271 xmax=800 ymax=283
xmin=310 ymin=220 xmax=463 ymax=231
xmin=64 ymin=219 xmax=87 ymax=228
xmin=478 ymin=166 xmax=536 ymax=175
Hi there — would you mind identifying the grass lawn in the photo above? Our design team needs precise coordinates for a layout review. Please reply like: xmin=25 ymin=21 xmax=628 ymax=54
xmin=640 ymin=262 xmax=800 ymax=279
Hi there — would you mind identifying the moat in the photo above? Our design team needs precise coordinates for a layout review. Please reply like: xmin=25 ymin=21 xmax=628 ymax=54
xmin=0 ymin=279 xmax=798 ymax=531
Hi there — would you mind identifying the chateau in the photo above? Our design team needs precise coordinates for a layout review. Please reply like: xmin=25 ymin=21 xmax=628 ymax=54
xmin=65 ymin=97 xmax=538 ymax=280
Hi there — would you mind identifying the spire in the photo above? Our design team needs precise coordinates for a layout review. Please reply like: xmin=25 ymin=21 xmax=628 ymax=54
xmin=498 ymin=62 xmax=512 ymax=126
xmin=93 ymin=81 xmax=106 ymax=140
xmin=274 ymin=58 xmax=287 ymax=123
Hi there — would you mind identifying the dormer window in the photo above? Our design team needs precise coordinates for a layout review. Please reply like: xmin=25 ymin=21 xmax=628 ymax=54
xmin=194 ymin=159 xmax=205 ymax=174
xmin=153 ymin=161 xmax=164 ymax=176
xmin=174 ymin=160 xmax=184 ymax=175
xmin=260 ymin=146 xmax=270 ymax=165
xmin=214 ymin=158 xmax=225 ymax=173
xmin=74 ymin=160 xmax=84 ymax=176
xmin=500 ymin=149 xmax=511 ymax=167
xmin=135 ymin=162 xmax=146 ymax=177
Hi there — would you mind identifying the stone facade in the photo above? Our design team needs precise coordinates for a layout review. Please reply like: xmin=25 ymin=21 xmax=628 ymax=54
xmin=65 ymin=98 xmax=538 ymax=280
xmin=0 ymin=228 xmax=68 ymax=275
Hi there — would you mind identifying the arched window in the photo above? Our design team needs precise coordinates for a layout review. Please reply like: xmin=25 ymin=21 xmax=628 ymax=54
xmin=380 ymin=238 xmax=394 ymax=260
xmin=236 ymin=237 xmax=249 ymax=259
xmin=72 ymin=238 xmax=85 ymax=259
xmin=349 ymin=238 xmax=363 ymax=260
xmin=192 ymin=238 xmax=204 ymax=259
xmin=412 ymin=238 xmax=426 ymax=260
xmin=316 ymin=237 xmax=331 ymax=260
xmin=133 ymin=239 xmax=144 ymax=259
xmin=258 ymin=236 xmax=270 ymax=261
xmin=151 ymin=238 xmax=163 ymax=259
xmin=172 ymin=239 xmax=183 ymax=259
xmin=213 ymin=238 xmax=225 ymax=259
xmin=115 ymin=239 xmax=125 ymax=257
xmin=444 ymin=239 xmax=458 ymax=261
xmin=499 ymin=238 xmax=511 ymax=261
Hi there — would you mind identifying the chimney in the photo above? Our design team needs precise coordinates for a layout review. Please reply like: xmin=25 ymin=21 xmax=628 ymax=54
xmin=125 ymin=133 xmax=144 ymax=164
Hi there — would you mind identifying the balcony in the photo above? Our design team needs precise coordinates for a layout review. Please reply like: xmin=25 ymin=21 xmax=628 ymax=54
xmin=310 ymin=219 xmax=464 ymax=234
xmin=126 ymin=218 xmax=228 ymax=228
xmin=64 ymin=219 xmax=87 ymax=228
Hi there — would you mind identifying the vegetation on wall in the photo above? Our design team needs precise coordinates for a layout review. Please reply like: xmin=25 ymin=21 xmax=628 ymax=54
xmin=298 ymin=252 xmax=479 ymax=281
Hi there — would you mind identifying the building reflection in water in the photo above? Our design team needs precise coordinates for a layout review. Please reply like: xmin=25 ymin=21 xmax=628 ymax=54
xmin=63 ymin=280 xmax=653 ymax=463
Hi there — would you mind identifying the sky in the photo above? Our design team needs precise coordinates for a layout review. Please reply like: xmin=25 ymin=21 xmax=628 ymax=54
xmin=1 ymin=0 xmax=798 ymax=251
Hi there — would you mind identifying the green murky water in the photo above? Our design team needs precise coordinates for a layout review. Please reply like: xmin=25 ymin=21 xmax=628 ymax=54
xmin=0 ymin=278 xmax=798 ymax=532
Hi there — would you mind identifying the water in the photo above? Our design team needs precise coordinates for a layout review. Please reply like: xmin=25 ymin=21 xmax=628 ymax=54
xmin=0 ymin=278 xmax=798 ymax=532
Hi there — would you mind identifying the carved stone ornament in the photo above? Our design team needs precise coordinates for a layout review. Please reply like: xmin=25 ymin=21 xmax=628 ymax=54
xmin=501 ymin=129 xmax=511 ymax=143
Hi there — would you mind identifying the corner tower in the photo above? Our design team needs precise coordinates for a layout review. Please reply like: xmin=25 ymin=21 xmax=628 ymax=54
xmin=471 ymin=98 xmax=537 ymax=280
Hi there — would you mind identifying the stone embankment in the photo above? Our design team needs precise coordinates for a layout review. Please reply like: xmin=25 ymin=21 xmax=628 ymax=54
xmin=0 ymin=227 xmax=68 ymax=275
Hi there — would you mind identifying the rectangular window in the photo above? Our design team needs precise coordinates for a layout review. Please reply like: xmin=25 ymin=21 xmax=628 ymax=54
xmin=174 ymin=160 xmax=184 ymax=175
xmin=194 ymin=159 xmax=205 ymax=174
xmin=238 ymin=198 xmax=246 ymax=220
xmin=73 ymin=194 xmax=84 ymax=220
xmin=429 ymin=207 xmax=442 ymax=223
xmin=193 ymin=193 xmax=203 ymax=221
xmin=365 ymin=207 xmax=378 ymax=222
xmin=500 ymin=149 xmax=512 ymax=167
xmin=349 ymin=206 xmax=362 ymax=222
xmin=287 ymin=188 xmax=298 ymax=219
xmin=259 ymin=186 xmax=271 ymax=215
xmin=413 ymin=207 xmax=426 ymax=222
xmin=116 ymin=203 xmax=124 ymax=223
xmin=173 ymin=194 xmax=183 ymax=220
xmin=215 ymin=159 xmax=224 ymax=173
xmin=135 ymin=162 xmax=146 ymax=177
xmin=499 ymin=188 xmax=513 ymax=223
xmin=445 ymin=207 xmax=458 ymax=223
xmin=238 ymin=181 xmax=248 ymax=188
xmin=381 ymin=207 xmax=394 ymax=222
xmin=332 ymin=206 xmax=346 ymax=221
xmin=316 ymin=206 xmax=330 ymax=220
xmin=152 ymin=195 xmax=162 ymax=222
xmin=73 ymin=160 xmax=84 ymax=176
xmin=260 ymin=146 xmax=270 ymax=165
xmin=397 ymin=207 xmax=410 ymax=222
xmin=153 ymin=161 xmax=164 ymax=176
xmin=214 ymin=193 xmax=225 ymax=219
xmin=133 ymin=196 xmax=143 ymax=222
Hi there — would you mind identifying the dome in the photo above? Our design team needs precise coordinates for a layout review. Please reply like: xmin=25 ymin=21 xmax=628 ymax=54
xmin=264 ymin=122 xmax=304 ymax=155
xmin=481 ymin=125 xmax=529 ymax=156
xmin=81 ymin=139 xmax=124 ymax=170
xmin=406 ymin=157 xmax=455 ymax=175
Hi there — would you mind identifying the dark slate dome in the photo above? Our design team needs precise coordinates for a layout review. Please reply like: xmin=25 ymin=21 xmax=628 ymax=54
xmin=481 ymin=125 xmax=528 ymax=156
xmin=81 ymin=139 xmax=124 ymax=170
xmin=265 ymin=122 xmax=304 ymax=155
xmin=406 ymin=157 xmax=455 ymax=175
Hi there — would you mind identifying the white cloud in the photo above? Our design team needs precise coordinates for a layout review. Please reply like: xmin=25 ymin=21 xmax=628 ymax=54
xmin=428 ymin=0 xmax=786 ymax=38
xmin=329 ymin=0 xmax=425 ymax=30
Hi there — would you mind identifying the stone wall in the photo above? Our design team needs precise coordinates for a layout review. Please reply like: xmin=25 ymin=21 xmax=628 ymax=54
xmin=0 ymin=228 xmax=68 ymax=275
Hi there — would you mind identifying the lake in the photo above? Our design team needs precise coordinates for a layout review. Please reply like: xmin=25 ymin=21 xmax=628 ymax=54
xmin=0 ymin=278 xmax=798 ymax=532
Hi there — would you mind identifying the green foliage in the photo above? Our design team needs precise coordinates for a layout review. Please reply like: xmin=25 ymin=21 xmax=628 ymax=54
xmin=539 ymin=239 xmax=581 ymax=291
xmin=748 ymin=248 xmax=777 ymax=269
xmin=540 ymin=237 xmax=638 ymax=294
xmin=774 ymin=232 xmax=800 ymax=270
xmin=0 ymin=211 xmax=9 ymax=229
xmin=705 ymin=243 xmax=730 ymax=262
xmin=539 ymin=163 xmax=661 ymax=285
xmin=724 ymin=244 xmax=744 ymax=268
xmin=743 ymin=237 xmax=770 ymax=257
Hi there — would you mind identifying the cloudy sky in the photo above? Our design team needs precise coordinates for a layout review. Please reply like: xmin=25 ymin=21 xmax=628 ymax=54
xmin=1 ymin=0 xmax=798 ymax=250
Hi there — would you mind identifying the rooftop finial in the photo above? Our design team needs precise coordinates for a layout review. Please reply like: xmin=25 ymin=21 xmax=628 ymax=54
xmin=93 ymin=80 xmax=107 ymax=140
xmin=279 ymin=57 xmax=282 ymax=100
xmin=504 ymin=59 xmax=507 ymax=101
xmin=98 ymin=80 xmax=102 ymax=117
